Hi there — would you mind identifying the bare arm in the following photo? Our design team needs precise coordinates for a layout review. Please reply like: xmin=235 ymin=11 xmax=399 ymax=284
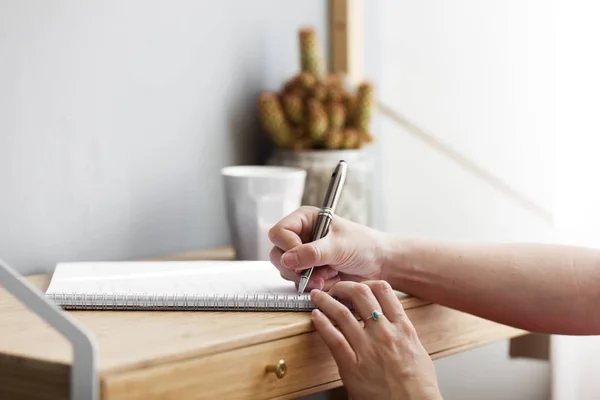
xmin=381 ymin=236 xmax=600 ymax=335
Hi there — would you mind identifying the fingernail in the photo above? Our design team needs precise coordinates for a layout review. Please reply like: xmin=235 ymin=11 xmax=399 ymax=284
xmin=282 ymin=252 xmax=299 ymax=268
xmin=312 ymin=309 xmax=322 ymax=317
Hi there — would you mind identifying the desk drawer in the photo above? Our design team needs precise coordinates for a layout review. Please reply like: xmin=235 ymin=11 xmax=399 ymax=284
xmin=102 ymin=330 xmax=341 ymax=400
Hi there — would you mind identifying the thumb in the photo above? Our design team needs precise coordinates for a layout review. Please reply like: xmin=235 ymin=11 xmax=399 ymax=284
xmin=280 ymin=235 xmax=337 ymax=270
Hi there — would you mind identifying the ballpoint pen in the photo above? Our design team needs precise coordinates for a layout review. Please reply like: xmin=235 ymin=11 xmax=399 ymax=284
xmin=297 ymin=160 xmax=348 ymax=294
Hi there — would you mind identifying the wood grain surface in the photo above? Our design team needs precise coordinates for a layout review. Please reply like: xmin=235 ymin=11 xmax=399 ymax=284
xmin=0 ymin=246 xmax=527 ymax=399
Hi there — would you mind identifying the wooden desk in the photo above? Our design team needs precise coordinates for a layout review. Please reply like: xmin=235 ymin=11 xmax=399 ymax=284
xmin=0 ymin=247 xmax=527 ymax=399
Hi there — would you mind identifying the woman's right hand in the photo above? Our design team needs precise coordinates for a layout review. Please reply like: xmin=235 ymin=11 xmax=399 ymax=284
xmin=268 ymin=206 xmax=390 ymax=291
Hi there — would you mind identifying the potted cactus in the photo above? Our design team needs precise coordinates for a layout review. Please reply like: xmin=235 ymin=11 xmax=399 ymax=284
xmin=258 ymin=27 xmax=375 ymax=225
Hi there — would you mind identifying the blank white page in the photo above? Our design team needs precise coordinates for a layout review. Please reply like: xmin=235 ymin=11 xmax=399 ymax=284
xmin=45 ymin=260 xmax=304 ymax=298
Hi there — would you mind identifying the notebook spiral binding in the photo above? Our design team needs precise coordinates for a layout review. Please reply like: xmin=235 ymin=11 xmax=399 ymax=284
xmin=45 ymin=292 xmax=317 ymax=311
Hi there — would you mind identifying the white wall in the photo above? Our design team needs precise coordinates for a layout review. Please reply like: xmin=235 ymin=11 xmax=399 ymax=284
xmin=375 ymin=0 xmax=555 ymax=398
xmin=0 ymin=0 xmax=327 ymax=275
xmin=552 ymin=1 xmax=600 ymax=398
xmin=0 ymin=1 xmax=560 ymax=398
xmin=378 ymin=0 xmax=555 ymax=218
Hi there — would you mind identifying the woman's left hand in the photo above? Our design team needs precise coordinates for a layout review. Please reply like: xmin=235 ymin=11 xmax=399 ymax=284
xmin=309 ymin=281 xmax=443 ymax=400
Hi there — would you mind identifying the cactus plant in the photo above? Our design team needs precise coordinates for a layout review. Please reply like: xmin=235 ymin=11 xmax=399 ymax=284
xmin=299 ymin=28 xmax=325 ymax=80
xmin=341 ymin=128 xmax=361 ymax=149
xmin=306 ymin=98 xmax=328 ymax=141
xmin=327 ymin=101 xmax=346 ymax=130
xmin=324 ymin=128 xmax=344 ymax=149
xmin=258 ymin=26 xmax=375 ymax=150
xmin=281 ymin=93 xmax=304 ymax=125
xmin=354 ymin=82 xmax=373 ymax=132
xmin=257 ymin=92 xmax=296 ymax=148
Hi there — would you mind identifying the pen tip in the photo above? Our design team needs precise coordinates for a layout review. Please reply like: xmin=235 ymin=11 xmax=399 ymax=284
xmin=298 ymin=277 xmax=308 ymax=294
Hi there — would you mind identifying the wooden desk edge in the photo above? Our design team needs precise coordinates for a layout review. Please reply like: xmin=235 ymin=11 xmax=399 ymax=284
xmin=2 ymin=267 xmax=431 ymax=375
xmin=2 ymin=242 xmax=524 ymax=364
xmin=0 ymin=245 xmax=534 ymax=400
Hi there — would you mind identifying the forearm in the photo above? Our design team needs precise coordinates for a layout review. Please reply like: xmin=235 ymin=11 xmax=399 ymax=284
xmin=381 ymin=236 xmax=600 ymax=334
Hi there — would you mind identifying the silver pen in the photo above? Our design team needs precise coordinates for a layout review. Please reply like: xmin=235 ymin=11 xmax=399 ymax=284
xmin=297 ymin=160 xmax=348 ymax=294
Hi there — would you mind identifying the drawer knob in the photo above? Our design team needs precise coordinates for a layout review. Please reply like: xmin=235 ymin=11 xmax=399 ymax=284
xmin=266 ymin=359 xmax=287 ymax=379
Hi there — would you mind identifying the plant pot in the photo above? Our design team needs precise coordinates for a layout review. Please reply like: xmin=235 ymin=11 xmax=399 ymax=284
xmin=267 ymin=148 xmax=373 ymax=226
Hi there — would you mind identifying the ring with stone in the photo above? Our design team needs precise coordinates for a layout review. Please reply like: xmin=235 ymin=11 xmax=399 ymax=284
xmin=366 ymin=310 xmax=384 ymax=321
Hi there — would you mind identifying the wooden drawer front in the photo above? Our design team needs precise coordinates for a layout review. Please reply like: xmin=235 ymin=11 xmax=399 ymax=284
xmin=102 ymin=330 xmax=340 ymax=400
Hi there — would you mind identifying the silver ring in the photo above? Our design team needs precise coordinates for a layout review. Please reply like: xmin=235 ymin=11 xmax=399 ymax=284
xmin=366 ymin=310 xmax=384 ymax=321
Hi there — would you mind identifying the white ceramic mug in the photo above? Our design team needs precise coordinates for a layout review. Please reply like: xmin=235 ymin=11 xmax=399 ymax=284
xmin=221 ymin=165 xmax=307 ymax=261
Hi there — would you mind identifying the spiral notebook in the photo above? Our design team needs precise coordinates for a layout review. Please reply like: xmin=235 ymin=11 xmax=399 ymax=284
xmin=44 ymin=260 xmax=316 ymax=311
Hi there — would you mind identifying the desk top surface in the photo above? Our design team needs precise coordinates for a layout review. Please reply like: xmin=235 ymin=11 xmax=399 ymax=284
xmin=0 ymin=247 xmax=428 ymax=375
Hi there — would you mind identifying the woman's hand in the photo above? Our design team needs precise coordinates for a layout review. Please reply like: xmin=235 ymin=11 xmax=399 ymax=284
xmin=310 ymin=280 xmax=442 ymax=400
xmin=268 ymin=206 xmax=390 ymax=291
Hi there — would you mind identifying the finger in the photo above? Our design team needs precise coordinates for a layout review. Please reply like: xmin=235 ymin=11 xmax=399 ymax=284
xmin=270 ymin=247 xmax=300 ymax=283
xmin=280 ymin=235 xmax=336 ymax=270
xmin=302 ymin=267 xmax=339 ymax=290
xmin=268 ymin=206 xmax=320 ymax=251
xmin=310 ymin=289 xmax=365 ymax=350
xmin=321 ymin=275 xmax=341 ymax=291
xmin=327 ymin=281 xmax=387 ymax=324
xmin=338 ymin=272 xmax=367 ymax=283
xmin=272 ymin=245 xmax=339 ymax=290
xmin=311 ymin=308 xmax=357 ymax=366
xmin=361 ymin=280 xmax=405 ymax=323
xmin=307 ymin=273 xmax=342 ymax=292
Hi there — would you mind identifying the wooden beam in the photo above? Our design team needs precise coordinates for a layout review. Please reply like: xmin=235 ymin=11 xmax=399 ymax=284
xmin=329 ymin=0 xmax=365 ymax=82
